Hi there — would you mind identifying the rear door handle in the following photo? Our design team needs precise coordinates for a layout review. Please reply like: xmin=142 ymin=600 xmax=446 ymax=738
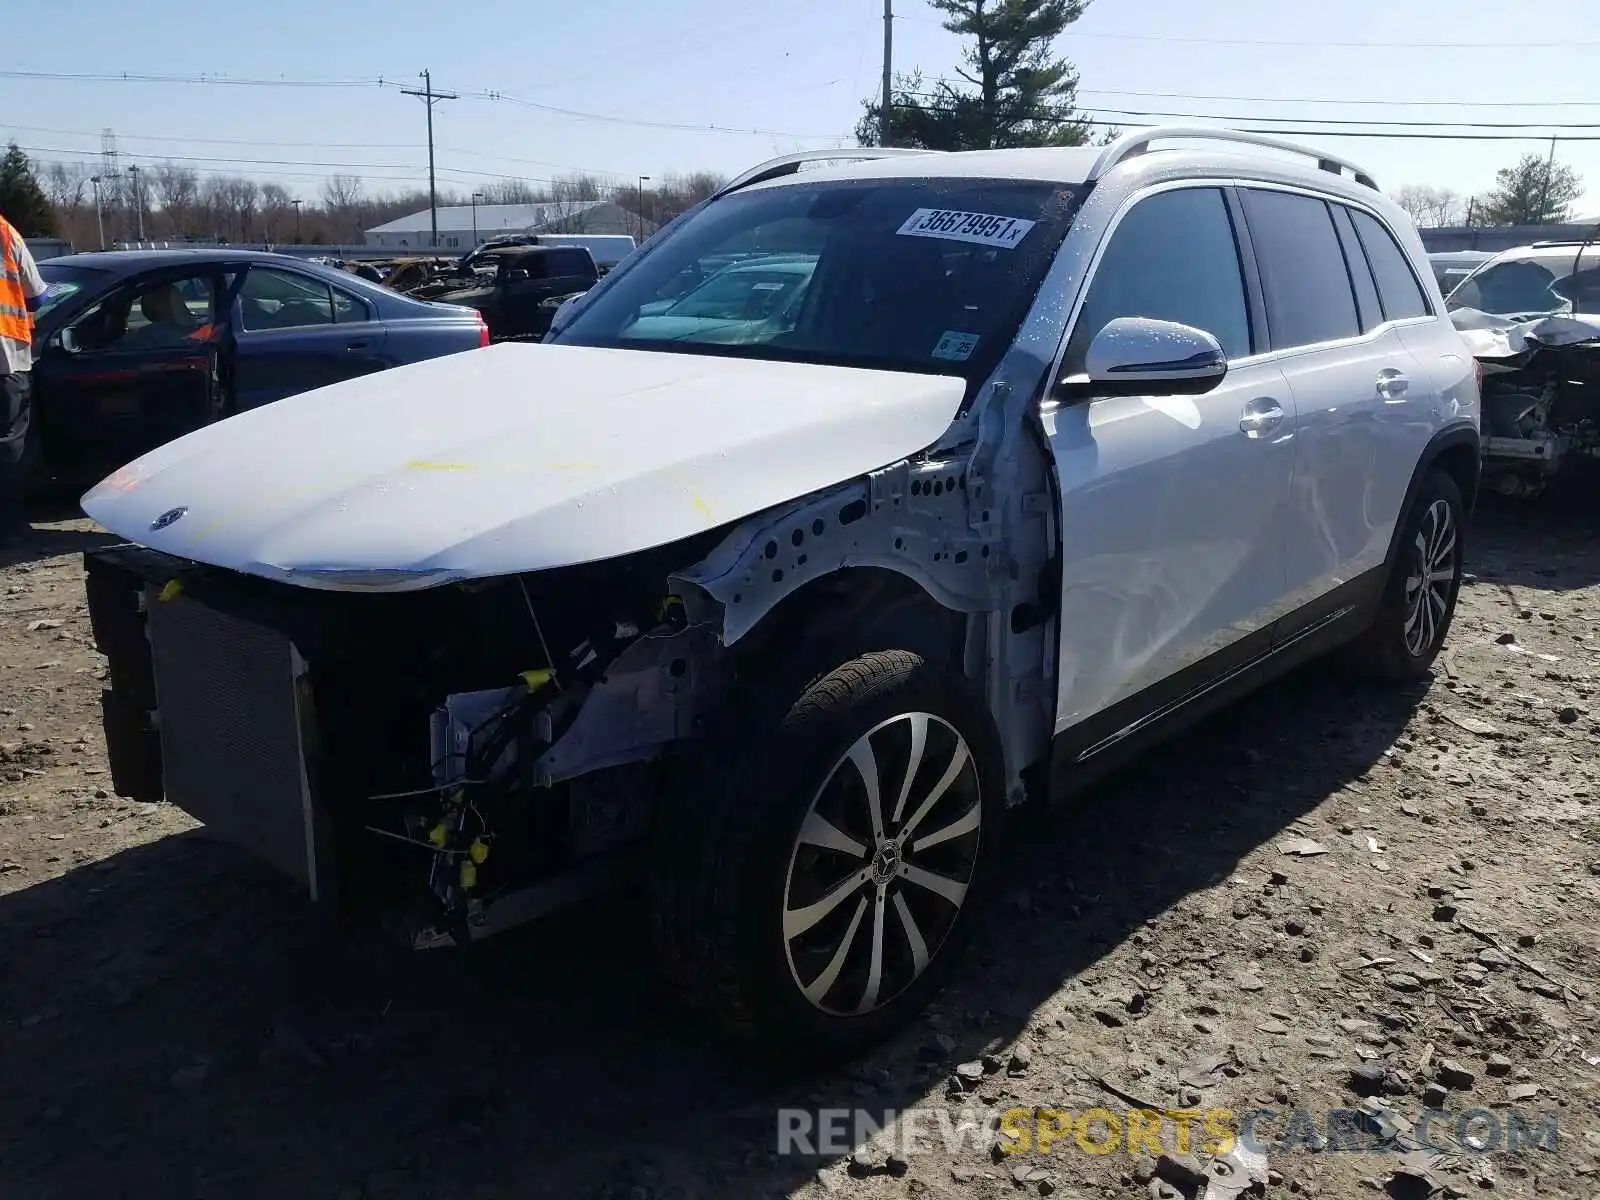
xmin=1239 ymin=397 xmax=1285 ymax=439
xmin=1377 ymin=369 xmax=1409 ymax=401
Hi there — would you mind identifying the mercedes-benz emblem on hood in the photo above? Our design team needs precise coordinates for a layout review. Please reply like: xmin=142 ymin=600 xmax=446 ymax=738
xmin=149 ymin=506 xmax=188 ymax=532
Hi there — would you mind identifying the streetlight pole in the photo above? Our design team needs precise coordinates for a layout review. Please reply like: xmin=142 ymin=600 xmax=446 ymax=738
xmin=637 ymin=175 xmax=650 ymax=243
xmin=471 ymin=192 xmax=483 ymax=247
xmin=89 ymin=175 xmax=106 ymax=249
xmin=126 ymin=165 xmax=145 ymax=242
xmin=291 ymin=199 xmax=303 ymax=243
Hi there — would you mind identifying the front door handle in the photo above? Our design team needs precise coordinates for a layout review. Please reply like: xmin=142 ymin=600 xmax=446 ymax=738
xmin=345 ymin=339 xmax=370 ymax=351
xmin=1239 ymin=397 xmax=1285 ymax=439
xmin=1377 ymin=369 xmax=1409 ymax=401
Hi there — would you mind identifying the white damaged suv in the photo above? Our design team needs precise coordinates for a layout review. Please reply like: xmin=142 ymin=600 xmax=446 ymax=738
xmin=81 ymin=127 xmax=1480 ymax=1057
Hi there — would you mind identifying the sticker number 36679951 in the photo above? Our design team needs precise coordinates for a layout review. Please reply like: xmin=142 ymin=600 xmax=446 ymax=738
xmin=896 ymin=208 xmax=1037 ymax=248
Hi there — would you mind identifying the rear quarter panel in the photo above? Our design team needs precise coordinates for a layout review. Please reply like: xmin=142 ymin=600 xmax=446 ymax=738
xmin=385 ymin=306 xmax=484 ymax=366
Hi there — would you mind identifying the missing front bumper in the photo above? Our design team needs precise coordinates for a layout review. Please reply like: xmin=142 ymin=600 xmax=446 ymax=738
xmin=84 ymin=546 xmax=339 ymax=904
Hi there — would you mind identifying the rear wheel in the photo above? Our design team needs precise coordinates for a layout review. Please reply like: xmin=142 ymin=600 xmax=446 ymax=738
xmin=647 ymin=649 xmax=1002 ymax=1059
xmin=1348 ymin=469 xmax=1465 ymax=680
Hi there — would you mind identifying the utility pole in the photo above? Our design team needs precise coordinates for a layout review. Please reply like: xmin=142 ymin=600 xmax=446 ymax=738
xmin=89 ymin=176 xmax=106 ymax=249
xmin=637 ymin=176 xmax=650 ymax=242
xmin=126 ymin=165 xmax=145 ymax=242
xmin=471 ymin=191 xmax=482 ymax=246
xmin=881 ymin=0 xmax=894 ymax=147
xmin=401 ymin=69 xmax=458 ymax=250
xmin=291 ymin=199 xmax=302 ymax=242
xmin=1536 ymin=134 xmax=1558 ymax=224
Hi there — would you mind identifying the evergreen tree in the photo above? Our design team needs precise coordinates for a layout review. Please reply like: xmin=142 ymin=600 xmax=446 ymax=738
xmin=0 ymin=143 xmax=57 ymax=236
xmin=857 ymin=0 xmax=1092 ymax=151
xmin=1476 ymin=153 xmax=1583 ymax=226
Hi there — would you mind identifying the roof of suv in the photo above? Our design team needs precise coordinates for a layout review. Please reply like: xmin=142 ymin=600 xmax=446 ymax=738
xmin=740 ymin=130 xmax=1384 ymax=204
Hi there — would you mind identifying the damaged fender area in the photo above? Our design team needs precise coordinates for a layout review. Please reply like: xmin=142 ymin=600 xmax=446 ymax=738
xmin=667 ymin=391 xmax=1059 ymax=806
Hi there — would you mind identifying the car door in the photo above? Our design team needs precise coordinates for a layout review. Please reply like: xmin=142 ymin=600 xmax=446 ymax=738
xmin=33 ymin=267 xmax=226 ymax=473
xmin=229 ymin=265 xmax=389 ymax=411
xmin=1235 ymin=187 xmax=1433 ymax=622
xmin=1042 ymin=184 xmax=1297 ymax=732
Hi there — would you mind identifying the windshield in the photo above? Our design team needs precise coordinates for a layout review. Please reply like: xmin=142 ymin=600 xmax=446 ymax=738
xmin=1446 ymin=248 xmax=1600 ymax=319
xmin=550 ymin=177 xmax=1082 ymax=379
xmin=37 ymin=263 xmax=109 ymax=320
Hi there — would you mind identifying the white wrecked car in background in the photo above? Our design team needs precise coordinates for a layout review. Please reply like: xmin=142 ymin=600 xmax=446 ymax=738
xmin=78 ymin=130 xmax=1480 ymax=1058
xmin=1445 ymin=240 xmax=1600 ymax=496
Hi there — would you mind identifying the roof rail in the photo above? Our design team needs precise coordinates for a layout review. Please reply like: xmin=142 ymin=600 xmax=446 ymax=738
xmin=714 ymin=147 xmax=945 ymax=200
xmin=1087 ymin=125 xmax=1379 ymax=190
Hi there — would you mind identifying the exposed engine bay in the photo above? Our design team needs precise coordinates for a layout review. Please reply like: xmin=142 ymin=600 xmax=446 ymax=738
xmin=1451 ymin=309 xmax=1600 ymax=497
xmin=84 ymin=529 xmax=734 ymax=948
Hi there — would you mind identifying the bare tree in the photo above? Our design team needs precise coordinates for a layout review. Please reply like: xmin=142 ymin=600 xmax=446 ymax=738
xmin=541 ymin=173 xmax=605 ymax=233
xmin=321 ymin=174 xmax=367 ymax=242
xmin=1393 ymin=184 xmax=1464 ymax=229
xmin=258 ymin=183 xmax=293 ymax=242
xmin=479 ymin=178 xmax=541 ymax=205
xmin=41 ymin=162 xmax=90 ymax=210
xmin=149 ymin=162 xmax=200 ymax=239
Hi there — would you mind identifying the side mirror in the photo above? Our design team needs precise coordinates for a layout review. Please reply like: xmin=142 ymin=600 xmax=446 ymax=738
xmin=55 ymin=327 xmax=82 ymax=355
xmin=1060 ymin=317 xmax=1228 ymax=399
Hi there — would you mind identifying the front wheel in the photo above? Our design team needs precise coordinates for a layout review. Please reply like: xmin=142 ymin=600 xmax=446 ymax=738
xmin=647 ymin=649 xmax=1003 ymax=1059
xmin=1348 ymin=469 xmax=1465 ymax=681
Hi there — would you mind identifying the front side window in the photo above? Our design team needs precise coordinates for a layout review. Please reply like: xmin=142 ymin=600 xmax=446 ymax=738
xmin=551 ymin=177 xmax=1082 ymax=380
xmin=239 ymin=267 xmax=335 ymax=330
xmin=1240 ymin=188 xmax=1360 ymax=350
xmin=69 ymin=272 xmax=219 ymax=353
xmin=37 ymin=263 xmax=109 ymax=320
xmin=1066 ymin=186 xmax=1251 ymax=371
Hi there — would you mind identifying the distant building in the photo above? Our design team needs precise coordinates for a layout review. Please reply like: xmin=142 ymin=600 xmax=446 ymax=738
xmin=364 ymin=200 xmax=647 ymax=250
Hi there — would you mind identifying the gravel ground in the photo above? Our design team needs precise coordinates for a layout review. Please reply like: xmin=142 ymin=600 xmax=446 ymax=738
xmin=1 ymin=494 xmax=1598 ymax=1200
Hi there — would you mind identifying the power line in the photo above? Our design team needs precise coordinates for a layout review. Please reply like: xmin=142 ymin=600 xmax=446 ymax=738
xmin=894 ymin=17 xmax=1600 ymax=49
xmin=901 ymin=92 xmax=1600 ymax=132
xmin=1077 ymin=87 xmax=1600 ymax=111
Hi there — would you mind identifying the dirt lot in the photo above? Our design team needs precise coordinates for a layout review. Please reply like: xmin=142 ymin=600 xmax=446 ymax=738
xmin=2 ymin=496 xmax=1598 ymax=1200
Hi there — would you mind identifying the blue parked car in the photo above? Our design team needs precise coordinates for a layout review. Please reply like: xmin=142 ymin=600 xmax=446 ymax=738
xmin=26 ymin=249 xmax=488 ymax=482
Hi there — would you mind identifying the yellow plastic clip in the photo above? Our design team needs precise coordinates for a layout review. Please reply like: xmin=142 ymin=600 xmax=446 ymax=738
xmin=469 ymin=839 xmax=490 ymax=865
xmin=458 ymin=859 xmax=477 ymax=890
xmin=520 ymin=668 xmax=554 ymax=691
xmin=657 ymin=594 xmax=684 ymax=621
xmin=158 ymin=578 xmax=184 ymax=602
xmin=427 ymin=822 xmax=448 ymax=848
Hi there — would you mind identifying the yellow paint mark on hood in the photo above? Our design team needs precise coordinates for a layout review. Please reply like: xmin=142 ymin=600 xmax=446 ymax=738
xmin=405 ymin=460 xmax=475 ymax=472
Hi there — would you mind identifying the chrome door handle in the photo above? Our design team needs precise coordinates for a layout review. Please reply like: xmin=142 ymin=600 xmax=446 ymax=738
xmin=1377 ymin=369 xmax=1409 ymax=400
xmin=1239 ymin=398 xmax=1285 ymax=439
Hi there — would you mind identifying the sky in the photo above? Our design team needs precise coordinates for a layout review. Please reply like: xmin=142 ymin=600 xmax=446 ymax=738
xmin=4 ymin=0 xmax=1600 ymax=217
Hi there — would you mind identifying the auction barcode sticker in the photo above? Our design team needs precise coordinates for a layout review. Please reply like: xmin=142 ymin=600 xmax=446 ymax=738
xmin=897 ymin=208 xmax=1037 ymax=248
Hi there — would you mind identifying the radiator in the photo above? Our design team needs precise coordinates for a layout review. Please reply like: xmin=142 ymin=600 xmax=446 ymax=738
xmin=144 ymin=592 xmax=327 ymax=900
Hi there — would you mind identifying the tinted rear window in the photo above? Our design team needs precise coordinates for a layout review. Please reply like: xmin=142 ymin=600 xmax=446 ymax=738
xmin=1349 ymin=209 xmax=1430 ymax=320
xmin=1241 ymin=189 xmax=1360 ymax=350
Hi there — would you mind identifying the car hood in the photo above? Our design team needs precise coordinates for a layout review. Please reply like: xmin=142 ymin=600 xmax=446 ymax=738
xmin=81 ymin=342 xmax=966 ymax=590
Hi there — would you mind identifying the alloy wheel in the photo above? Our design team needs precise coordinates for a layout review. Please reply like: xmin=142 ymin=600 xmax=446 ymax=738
xmin=782 ymin=712 xmax=983 ymax=1017
xmin=1404 ymin=498 xmax=1457 ymax=657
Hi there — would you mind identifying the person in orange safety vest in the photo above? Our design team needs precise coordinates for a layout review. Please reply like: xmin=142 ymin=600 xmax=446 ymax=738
xmin=0 ymin=211 xmax=48 ymax=547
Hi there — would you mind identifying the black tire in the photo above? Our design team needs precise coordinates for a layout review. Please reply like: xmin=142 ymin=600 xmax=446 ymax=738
xmin=1348 ymin=469 xmax=1465 ymax=681
xmin=647 ymin=648 xmax=1003 ymax=1061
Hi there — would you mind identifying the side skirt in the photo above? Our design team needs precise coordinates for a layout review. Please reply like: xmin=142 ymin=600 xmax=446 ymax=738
xmin=1045 ymin=567 xmax=1387 ymax=798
